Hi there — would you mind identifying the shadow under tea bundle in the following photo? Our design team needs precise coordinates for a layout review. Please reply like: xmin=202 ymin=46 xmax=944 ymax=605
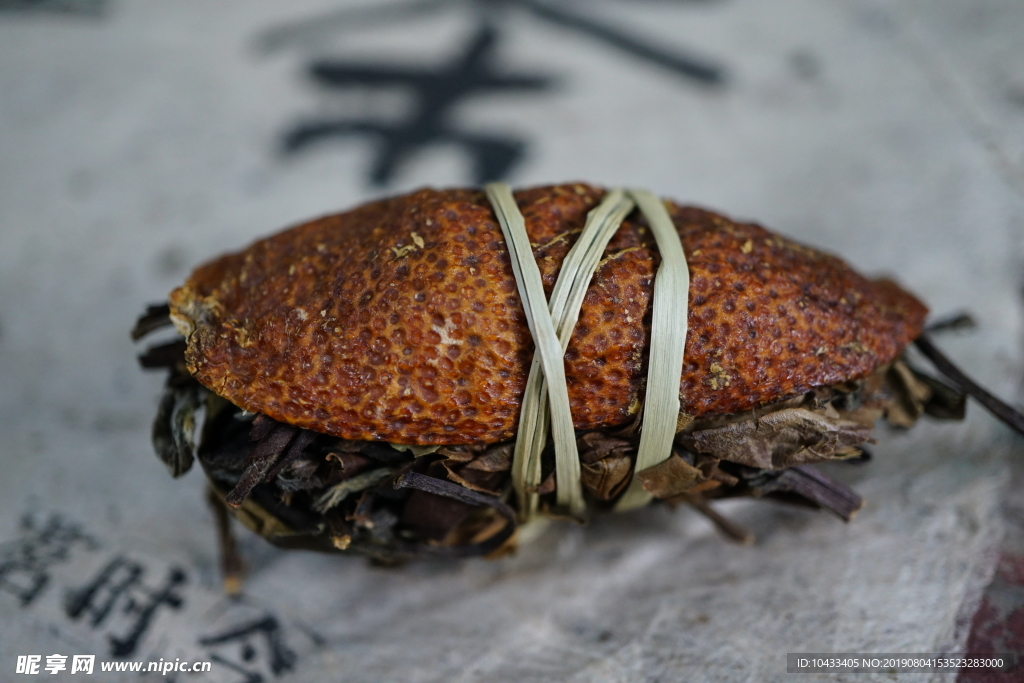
xmin=132 ymin=183 xmax=1024 ymax=591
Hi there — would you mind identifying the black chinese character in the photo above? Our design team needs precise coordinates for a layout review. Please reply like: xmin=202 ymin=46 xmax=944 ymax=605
xmin=284 ymin=24 xmax=550 ymax=186
xmin=199 ymin=615 xmax=297 ymax=683
xmin=269 ymin=0 xmax=725 ymax=186
xmin=0 ymin=513 xmax=97 ymax=607
xmin=0 ymin=0 xmax=107 ymax=17
xmin=65 ymin=556 xmax=187 ymax=657
xmin=260 ymin=0 xmax=723 ymax=85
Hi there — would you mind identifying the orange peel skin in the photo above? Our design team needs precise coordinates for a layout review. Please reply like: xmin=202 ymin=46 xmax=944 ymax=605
xmin=169 ymin=183 xmax=927 ymax=446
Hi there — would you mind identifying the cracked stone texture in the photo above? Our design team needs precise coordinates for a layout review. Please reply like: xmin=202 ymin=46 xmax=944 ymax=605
xmin=1 ymin=1 xmax=1022 ymax=681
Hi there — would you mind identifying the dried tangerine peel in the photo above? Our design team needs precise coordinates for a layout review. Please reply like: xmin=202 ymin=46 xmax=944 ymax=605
xmin=169 ymin=183 xmax=928 ymax=445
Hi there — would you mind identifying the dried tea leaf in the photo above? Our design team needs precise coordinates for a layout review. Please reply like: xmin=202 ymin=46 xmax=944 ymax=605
xmin=577 ymin=431 xmax=634 ymax=465
xmin=924 ymin=311 xmax=976 ymax=334
xmin=684 ymin=393 xmax=808 ymax=433
xmin=611 ymin=401 xmax=644 ymax=437
xmin=329 ymin=440 xmax=372 ymax=453
xmin=840 ymin=405 xmax=885 ymax=429
xmin=365 ymin=508 xmax=400 ymax=545
xmin=694 ymin=455 xmax=739 ymax=487
xmin=534 ymin=472 xmax=556 ymax=496
xmin=389 ymin=443 xmax=440 ymax=457
xmin=400 ymin=490 xmax=476 ymax=542
xmin=744 ymin=465 xmax=863 ymax=521
xmin=888 ymin=358 xmax=966 ymax=422
xmin=884 ymin=359 xmax=933 ymax=428
xmin=436 ymin=445 xmax=476 ymax=462
xmin=152 ymin=382 xmax=200 ymax=478
xmin=170 ymin=391 xmax=199 ymax=475
xmin=151 ymin=387 xmax=178 ymax=472
xmin=464 ymin=443 xmax=513 ymax=472
xmin=354 ymin=441 xmax=411 ymax=464
xmin=636 ymin=453 xmax=704 ymax=499
xmin=442 ymin=462 xmax=506 ymax=495
xmin=915 ymin=370 xmax=966 ymax=420
xmin=196 ymin=395 xmax=253 ymax=473
xmin=575 ymin=432 xmax=635 ymax=500
xmin=266 ymin=430 xmax=317 ymax=481
xmin=680 ymin=494 xmax=754 ymax=544
xmin=440 ymin=507 xmax=508 ymax=549
xmin=684 ymin=407 xmax=872 ymax=470
xmin=808 ymin=386 xmax=835 ymax=409
xmin=138 ymin=339 xmax=188 ymax=369
xmin=573 ymin=428 xmax=634 ymax=497
xmin=325 ymin=515 xmax=353 ymax=551
xmin=131 ymin=303 xmax=173 ymax=340
xmin=325 ymin=451 xmax=374 ymax=476
xmin=687 ymin=479 xmax=723 ymax=494
xmin=581 ymin=456 xmax=632 ymax=501
xmin=436 ymin=443 xmax=513 ymax=494
xmin=915 ymin=334 xmax=1024 ymax=435
xmin=249 ymin=413 xmax=279 ymax=443
xmin=314 ymin=467 xmax=396 ymax=513
xmin=394 ymin=470 xmax=516 ymax=554
xmin=209 ymin=485 xmax=297 ymax=541
xmin=225 ymin=422 xmax=300 ymax=507
xmin=275 ymin=457 xmax=323 ymax=492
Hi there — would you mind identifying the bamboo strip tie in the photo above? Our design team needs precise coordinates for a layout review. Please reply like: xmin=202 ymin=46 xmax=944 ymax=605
xmin=484 ymin=184 xmax=689 ymax=519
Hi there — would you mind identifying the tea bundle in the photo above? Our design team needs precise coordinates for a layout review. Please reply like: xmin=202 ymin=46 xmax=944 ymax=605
xmin=133 ymin=183 xmax=1023 ymax=588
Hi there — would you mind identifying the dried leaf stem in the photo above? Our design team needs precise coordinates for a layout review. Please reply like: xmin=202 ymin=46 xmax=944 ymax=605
xmin=914 ymin=334 xmax=1024 ymax=436
xmin=130 ymin=303 xmax=172 ymax=340
xmin=393 ymin=471 xmax=517 ymax=556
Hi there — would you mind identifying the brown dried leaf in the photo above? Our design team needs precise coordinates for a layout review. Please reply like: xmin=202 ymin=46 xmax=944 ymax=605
xmin=636 ymin=453 xmax=704 ymax=499
xmin=884 ymin=360 xmax=933 ymax=427
xmin=841 ymin=405 xmax=884 ymax=429
xmin=687 ymin=480 xmax=722 ymax=494
xmin=745 ymin=465 xmax=863 ymax=521
xmin=895 ymin=360 xmax=933 ymax=403
xmin=694 ymin=456 xmax=739 ymax=487
xmin=400 ymin=488 xmax=476 ymax=542
xmin=332 ymin=440 xmax=372 ymax=453
xmin=326 ymin=451 xmax=374 ymax=474
xmin=916 ymin=371 xmax=966 ymax=420
xmin=226 ymin=423 xmax=299 ymax=507
xmin=680 ymin=494 xmax=754 ymax=544
xmin=580 ymin=456 xmax=633 ymax=501
xmin=435 ymin=445 xmax=476 ymax=462
xmin=685 ymin=393 xmax=808 ymax=433
xmin=676 ymin=412 xmax=694 ymax=432
xmin=683 ymin=407 xmax=872 ymax=470
xmin=464 ymin=443 xmax=513 ymax=472
xmin=442 ymin=464 xmax=506 ymax=495
xmin=535 ymin=472 xmax=556 ymax=496
xmin=577 ymin=431 xmax=634 ymax=465
xmin=313 ymin=467 xmax=396 ymax=513
xmin=440 ymin=443 xmax=514 ymax=494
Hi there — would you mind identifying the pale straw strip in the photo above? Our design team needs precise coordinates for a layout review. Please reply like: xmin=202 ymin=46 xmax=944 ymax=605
xmin=614 ymin=189 xmax=690 ymax=511
xmin=511 ymin=190 xmax=636 ymax=519
xmin=485 ymin=183 xmax=584 ymax=515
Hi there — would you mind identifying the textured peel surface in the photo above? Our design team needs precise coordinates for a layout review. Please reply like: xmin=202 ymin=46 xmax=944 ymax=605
xmin=169 ymin=184 xmax=927 ymax=445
